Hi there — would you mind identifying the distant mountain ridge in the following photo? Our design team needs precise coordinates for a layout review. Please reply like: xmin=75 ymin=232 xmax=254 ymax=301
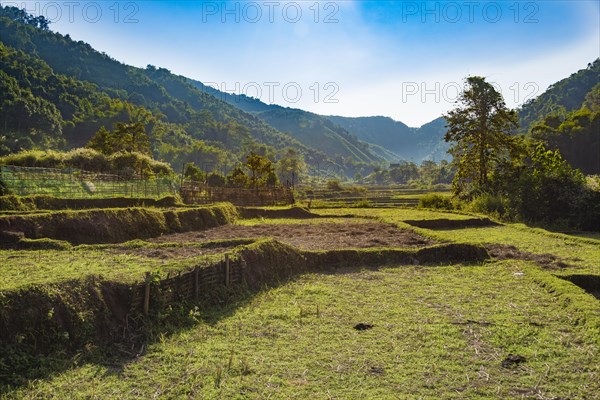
xmin=189 ymin=80 xmax=392 ymax=165
xmin=326 ymin=116 xmax=450 ymax=162
xmin=191 ymin=80 xmax=451 ymax=164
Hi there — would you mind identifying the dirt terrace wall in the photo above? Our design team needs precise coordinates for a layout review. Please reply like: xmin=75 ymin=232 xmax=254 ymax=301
xmin=0 ymin=203 xmax=238 ymax=244
xmin=238 ymin=206 xmax=320 ymax=219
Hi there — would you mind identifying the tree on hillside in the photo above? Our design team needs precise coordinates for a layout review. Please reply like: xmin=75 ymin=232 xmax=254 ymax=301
xmin=116 ymin=122 xmax=151 ymax=154
xmin=389 ymin=162 xmax=419 ymax=184
xmin=444 ymin=76 xmax=520 ymax=198
xmin=184 ymin=162 xmax=206 ymax=182
xmin=276 ymin=149 xmax=307 ymax=188
xmin=245 ymin=151 xmax=277 ymax=188
xmin=583 ymin=83 xmax=600 ymax=112
xmin=86 ymin=126 xmax=113 ymax=154
xmin=87 ymin=122 xmax=151 ymax=155
xmin=227 ymin=166 xmax=250 ymax=188
xmin=0 ymin=5 xmax=50 ymax=29
xmin=530 ymin=106 xmax=600 ymax=174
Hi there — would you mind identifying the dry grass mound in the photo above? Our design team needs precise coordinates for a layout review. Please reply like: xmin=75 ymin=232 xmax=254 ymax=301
xmin=0 ymin=203 xmax=238 ymax=244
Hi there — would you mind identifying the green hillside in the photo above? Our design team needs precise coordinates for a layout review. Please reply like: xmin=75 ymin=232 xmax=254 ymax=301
xmin=0 ymin=7 xmax=319 ymax=171
xmin=518 ymin=59 xmax=600 ymax=132
xmin=523 ymin=60 xmax=600 ymax=174
xmin=188 ymin=79 xmax=387 ymax=168
xmin=1 ymin=5 xmax=597 ymax=176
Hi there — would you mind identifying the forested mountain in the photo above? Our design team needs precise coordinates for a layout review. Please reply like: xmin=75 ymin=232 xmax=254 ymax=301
xmin=523 ymin=60 xmax=600 ymax=174
xmin=0 ymin=6 xmax=325 ymax=172
xmin=326 ymin=116 xmax=450 ymax=162
xmin=327 ymin=60 xmax=599 ymax=170
xmin=518 ymin=59 xmax=600 ymax=132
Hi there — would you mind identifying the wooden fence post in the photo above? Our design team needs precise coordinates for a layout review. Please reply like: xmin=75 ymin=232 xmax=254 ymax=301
xmin=225 ymin=254 xmax=230 ymax=287
xmin=194 ymin=266 xmax=199 ymax=299
xmin=143 ymin=272 xmax=151 ymax=316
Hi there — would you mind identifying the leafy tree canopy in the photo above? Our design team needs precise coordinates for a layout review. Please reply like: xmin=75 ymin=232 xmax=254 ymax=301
xmin=444 ymin=76 xmax=519 ymax=198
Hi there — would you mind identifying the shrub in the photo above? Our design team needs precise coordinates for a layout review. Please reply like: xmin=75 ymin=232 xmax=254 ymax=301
xmin=0 ymin=178 xmax=8 ymax=196
xmin=326 ymin=179 xmax=343 ymax=191
xmin=419 ymin=194 xmax=453 ymax=210
xmin=207 ymin=172 xmax=226 ymax=187
xmin=64 ymin=148 xmax=110 ymax=172
xmin=507 ymin=145 xmax=586 ymax=227
xmin=352 ymin=199 xmax=372 ymax=208
xmin=468 ymin=194 xmax=508 ymax=219
xmin=149 ymin=159 xmax=173 ymax=176
xmin=1 ymin=149 xmax=173 ymax=177
xmin=349 ymin=185 xmax=368 ymax=194
xmin=109 ymin=151 xmax=152 ymax=177
xmin=571 ymin=188 xmax=600 ymax=231
xmin=0 ymin=150 xmax=65 ymax=168
xmin=0 ymin=195 xmax=31 ymax=211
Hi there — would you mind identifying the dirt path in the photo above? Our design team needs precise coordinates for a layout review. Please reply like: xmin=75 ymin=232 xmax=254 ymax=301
xmin=149 ymin=222 xmax=435 ymax=250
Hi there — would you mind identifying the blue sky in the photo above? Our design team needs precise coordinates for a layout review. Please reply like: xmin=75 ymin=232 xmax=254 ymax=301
xmin=12 ymin=0 xmax=600 ymax=126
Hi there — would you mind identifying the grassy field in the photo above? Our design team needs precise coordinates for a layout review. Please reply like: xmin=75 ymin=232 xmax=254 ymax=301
xmin=316 ymin=208 xmax=600 ymax=272
xmin=0 ymin=240 xmax=254 ymax=291
xmin=5 ymin=261 xmax=598 ymax=399
xmin=1 ymin=205 xmax=599 ymax=399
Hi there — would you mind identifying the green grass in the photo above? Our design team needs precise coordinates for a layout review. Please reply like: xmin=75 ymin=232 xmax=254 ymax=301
xmin=391 ymin=191 xmax=451 ymax=199
xmin=0 ymin=246 xmax=229 ymax=291
xmin=1 ymin=205 xmax=599 ymax=398
xmin=315 ymin=207 xmax=477 ymax=221
xmin=401 ymin=224 xmax=600 ymax=273
xmin=5 ymin=260 xmax=598 ymax=399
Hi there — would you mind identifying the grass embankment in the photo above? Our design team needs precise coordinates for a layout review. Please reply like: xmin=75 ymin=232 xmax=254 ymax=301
xmin=0 ymin=203 xmax=238 ymax=244
xmin=5 ymin=261 xmax=598 ymax=399
xmin=0 ymin=195 xmax=181 ymax=211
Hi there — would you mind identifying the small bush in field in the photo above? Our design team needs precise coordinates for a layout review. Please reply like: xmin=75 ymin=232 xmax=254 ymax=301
xmin=1 ymin=150 xmax=65 ymax=168
xmin=468 ymin=194 xmax=508 ymax=218
xmin=419 ymin=194 xmax=453 ymax=210
xmin=326 ymin=179 xmax=343 ymax=191
xmin=1 ymin=149 xmax=173 ymax=177
xmin=65 ymin=148 xmax=110 ymax=172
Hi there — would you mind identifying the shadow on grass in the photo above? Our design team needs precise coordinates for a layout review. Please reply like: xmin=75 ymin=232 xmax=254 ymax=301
xmin=559 ymin=274 xmax=600 ymax=300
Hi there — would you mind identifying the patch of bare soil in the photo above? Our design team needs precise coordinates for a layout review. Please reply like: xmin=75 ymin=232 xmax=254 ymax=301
xmin=238 ymin=207 xmax=321 ymax=219
xmin=112 ymin=246 xmax=234 ymax=259
xmin=149 ymin=221 xmax=435 ymax=250
xmin=485 ymin=244 xmax=575 ymax=269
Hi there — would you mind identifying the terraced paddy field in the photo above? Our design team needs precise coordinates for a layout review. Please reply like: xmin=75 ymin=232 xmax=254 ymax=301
xmin=149 ymin=219 xmax=434 ymax=250
xmin=1 ymin=204 xmax=598 ymax=399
